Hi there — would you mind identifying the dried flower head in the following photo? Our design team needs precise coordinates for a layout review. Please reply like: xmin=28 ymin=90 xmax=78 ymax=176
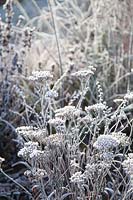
xmin=71 ymin=67 xmax=95 ymax=80
xmin=124 ymin=91 xmax=133 ymax=101
xmin=48 ymin=118 xmax=65 ymax=133
xmin=28 ymin=70 xmax=53 ymax=82
xmin=111 ymin=132 xmax=129 ymax=146
xmin=42 ymin=134 xmax=64 ymax=147
xmin=18 ymin=141 xmax=38 ymax=160
xmin=45 ymin=90 xmax=58 ymax=100
xmin=55 ymin=106 xmax=81 ymax=119
xmin=16 ymin=126 xmax=46 ymax=142
xmin=70 ymin=171 xmax=85 ymax=184
xmin=93 ymin=135 xmax=120 ymax=151
xmin=85 ymin=103 xmax=106 ymax=113
xmin=123 ymin=153 xmax=133 ymax=186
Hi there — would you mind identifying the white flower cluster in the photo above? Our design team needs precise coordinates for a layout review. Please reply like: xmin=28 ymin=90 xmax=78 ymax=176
xmin=71 ymin=66 xmax=96 ymax=80
xmin=124 ymin=91 xmax=133 ymax=101
xmin=70 ymin=171 xmax=85 ymax=184
xmin=16 ymin=126 xmax=36 ymax=135
xmin=42 ymin=134 xmax=64 ymax=147
xmin=93 ymin=135 xmax=120 ymax=151
xmin=85 ymin=103 xmax=106 ymax=113
xmin=18 ymin=141 xmax=38 ymax=160
xmin=84 ymin=163 xmax=96 ymax=178
xmin=48 ymin=118 xmax=65 ymax=133
xmin=16 ymin=126 xmax=46 ymax=142
xmin=28 ymin=70 xmax=53 ymax=81
xmin=123 ymin=153 xmax=133 ymax=186
xmin=55 ymin=106 xmax=81 ymax=119
xmin=45 ymin=90 xmax=58 ymax=100
xmin=100 ymin=152 xmax=114 ymax=163
xmin=111 ymin=132 xmax=129 ymax=146
xmin=24 ymin=168 xmax=47 ymax=180
xmin=29 ymin=149 xmax=44 ymax=161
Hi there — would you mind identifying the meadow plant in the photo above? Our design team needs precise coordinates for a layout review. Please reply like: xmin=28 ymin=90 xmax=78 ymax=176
xmin=0 ymin=0 xmax=133 ymax=200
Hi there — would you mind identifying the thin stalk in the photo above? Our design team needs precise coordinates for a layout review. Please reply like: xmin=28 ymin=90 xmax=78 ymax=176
xmin=0 ymin=169 xmax=32 ymax=198
xmin=48 ymin=0 xmax=63 ymax=76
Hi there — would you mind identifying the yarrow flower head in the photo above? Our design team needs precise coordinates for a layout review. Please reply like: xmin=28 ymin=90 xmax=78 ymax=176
xmin=71 ymin=67 xmax=96 ymax=80
xmin=45 ymin=90 xmax=58 ymax=100
xmin=48 ymin=118 xmax=65 ymax=133
xmin=124 ymin=91 xmax=133 ymax=101
xmin=70 ymin=171 xmax=85 ymax=184
xmin=111 ymin=132 xmax=129 ymax=146
xmin=100 ymin=152 xmax=114 ymax=163
xmin=123 ymin=153 xmax=133 ymax=186
xmin=25 ymin=168 xmax=47 ymax=180
xmin=16 ymin=126 xmax=46 ymax=142
xmin=84 ymin=163 xmax=96 ymax=178
xmin=16 ymin=126 xmax=37 ymax=136
xmin=18 ymin=141 xmax=38 ymax=160
xmin=42 ymin=134 xmax=64 ymax=148
xmin=28 ymin=70 xmax=53 ymax=82
xmin=85 ymin=103 xmax=106 ymax=113
xmin=93 ymin=135 xmax=120 ymax=151
xmin=55 ymin=106 xmax=81 ymax=119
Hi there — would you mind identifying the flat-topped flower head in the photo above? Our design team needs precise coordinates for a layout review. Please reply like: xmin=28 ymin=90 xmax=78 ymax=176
xmin=45 ymin=90 xmax=58 ymax=100
xmin=48 ymin=118 xmax=65 ymax=133
xmin=124 ymin=91 xmax=133 ymax=101
xmin=70 ymin=171 xmax=85 ymax=184
xmin=16 ymin=126 xmax=46 ymax=142
xmin=18 ymin=141 xmax=38 ymax=159
xmin=16 ymin=126 xmax=36 ymax=136
xmin=93 ymin=135 xmax=120 ymax=151
xmin=123 ymin=153 xmax=133 ymax=186
xmin=85 ymin=103 xmax=106 ymax=113
xmin=42 ymin=134 xmax=64 ymax=147
xmin=111 ymin=132 xmax=129 ymax=146
xmin=55 ymin=105 xmax=81 ymax=119
xmin=28 ymin=70 xmax=53 ymax=82
xmin=71 ymin=67 xmax=95 ymax=80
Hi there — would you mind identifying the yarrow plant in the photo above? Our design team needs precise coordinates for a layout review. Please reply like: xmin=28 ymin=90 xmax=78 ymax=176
xmin=0 ymin=1 xmax=133 ymax=200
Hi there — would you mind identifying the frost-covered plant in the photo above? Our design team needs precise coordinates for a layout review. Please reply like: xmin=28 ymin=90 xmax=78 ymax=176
xmin=16 ymin=64 xmax=133 ymax=199
xmin=0 ymin=1 xmax=133 ymax=200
